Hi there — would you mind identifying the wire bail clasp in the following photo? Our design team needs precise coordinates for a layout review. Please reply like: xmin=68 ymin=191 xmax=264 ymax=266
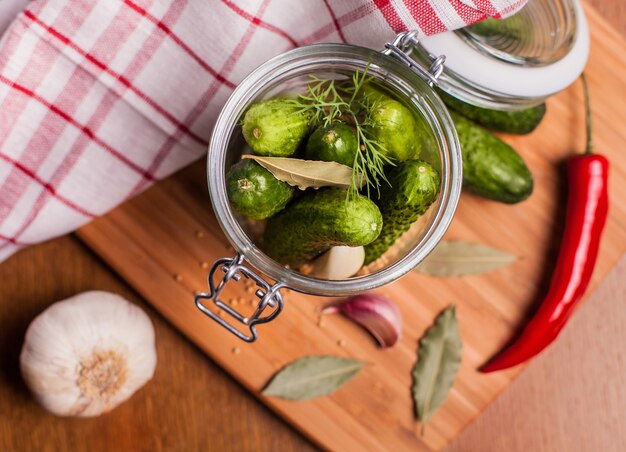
xmin=194 ymin=253 xmax=285 ymax=342
xmin=383 ymin=30 xmax=445 ymax=86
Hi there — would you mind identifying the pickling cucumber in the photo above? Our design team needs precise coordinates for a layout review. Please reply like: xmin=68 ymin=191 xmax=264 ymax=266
xmin=227 ymin=159 xmax=295 ymax=220
xmin=359 ymin=83 xmax=428 ymax=162
xmin=364 ymin=160 xmax=440 ymax=264
xmin=263 ymin=189 xmax=382 ymax=267
xmin=438 ymin=89 xmax=546 ymax=134
xmin=366 ymin=97 xmax=423 ymax=162
xmin=305 ymin=122 xmax=358 ymax=167
xmin=242 ymin=98 xmax=311 ymax=157
xmin=451 ymin=111 xmax=533 ymax=203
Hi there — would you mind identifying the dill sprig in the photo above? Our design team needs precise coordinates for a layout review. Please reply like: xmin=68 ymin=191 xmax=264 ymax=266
xmin=295 ymin=75 xmax=346 ymax=127
xmin=350 ymin=93 xmax=395 ymax=198
xmin=288 ymin=67 xmax=393 ymax=198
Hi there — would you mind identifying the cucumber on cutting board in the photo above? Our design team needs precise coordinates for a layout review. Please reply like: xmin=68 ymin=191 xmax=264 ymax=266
xmin=364 ymin=160 xmax=440 ymax=264
xmin=438 ymin=89 xmax=546 ymax=135
xmin=451 ymin=111 xmax=533 ymax=204
xmin=263 ymin=189 xmax=382 ymax=267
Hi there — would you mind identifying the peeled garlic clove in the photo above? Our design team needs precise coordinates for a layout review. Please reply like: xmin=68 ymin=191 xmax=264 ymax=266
xmin=324 ymin=294 xmax=402 ymax=348
xmin=20 ymin=291 xmax=157 ymax=417
xmin=310 ymin=246 xmax=365 ymax=280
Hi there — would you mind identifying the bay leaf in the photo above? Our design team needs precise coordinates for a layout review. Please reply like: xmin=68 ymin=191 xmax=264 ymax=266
xmin=262 ymin=355 xmax=365 ymax=401
xmin=416 ymin=240 xmax=517 ymax=277
xmin=243 ymin=155 xmax=362 ymax=190
xmin=413 ymin=306 xmax=462 ymax=430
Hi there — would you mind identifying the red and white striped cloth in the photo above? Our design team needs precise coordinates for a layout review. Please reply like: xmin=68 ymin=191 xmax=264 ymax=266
xmin=0 ymin=0 xmax=526 ymax=262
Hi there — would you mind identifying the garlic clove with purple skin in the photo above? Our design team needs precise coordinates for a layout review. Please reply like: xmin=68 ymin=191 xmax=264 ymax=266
xmin=20 ymin=291 xmax=157 ymax=417
xmin=324 ymin=294 xmax=402 ymax=348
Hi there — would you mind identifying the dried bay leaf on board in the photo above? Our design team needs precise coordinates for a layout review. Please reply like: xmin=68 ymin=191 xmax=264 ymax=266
xmin=413 ymin=306 xmax=462 ymax=430
xmin=416 ymin=240 xmax=517 ymax=277
xmin=262 ymin=355 xmax=365 ymax=401
xmin=243 ymin=155 xmax=363 ymax=190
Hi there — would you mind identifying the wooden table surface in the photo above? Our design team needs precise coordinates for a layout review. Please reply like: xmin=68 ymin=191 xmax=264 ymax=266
xmin=1 ymin=2 xmax=624 ymax=451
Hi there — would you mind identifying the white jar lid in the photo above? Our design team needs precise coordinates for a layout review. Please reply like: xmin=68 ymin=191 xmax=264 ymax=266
xmin=419 ymin=0 xmax=589 ymax=99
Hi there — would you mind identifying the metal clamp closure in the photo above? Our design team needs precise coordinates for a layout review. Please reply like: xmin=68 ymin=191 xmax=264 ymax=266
xmin=383 ymin=30 xmax=445 ymax=86
xmin=195 ymin=253 xmax=285 ymax=342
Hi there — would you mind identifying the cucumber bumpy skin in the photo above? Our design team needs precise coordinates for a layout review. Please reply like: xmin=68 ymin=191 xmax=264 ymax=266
xmin=242 ymin=98 xmax=311 ymax=157
xmin=366 ymin=97 xmax=422 ymax=163
xmin=364 ymin=160 xmax=440 ymax=264
xmin=438 ymin=89 xmax=546 ymax=135
xmin=305 ymin=122 xmax=358 ymax=167
xmin=451 ymin=111 xmax=534 ymax=203
xmin=362 ymin=83 xmax=432 ymax=162
xmin=263 ymin=189 xmax=383 ymax=268
xmin=227 ymin=159 xmax=295 ymax=220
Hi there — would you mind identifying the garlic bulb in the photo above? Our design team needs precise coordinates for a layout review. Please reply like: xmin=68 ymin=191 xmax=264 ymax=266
xmin=20 ymin=291 xmax=157 ymax=417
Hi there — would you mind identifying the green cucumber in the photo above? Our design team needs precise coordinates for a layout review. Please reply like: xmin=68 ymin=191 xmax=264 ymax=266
xmin=242 ymin=98 xmax=311 ymax=157
xmin=438 ymin=89 xmax=546 ymax=134
xmin=359 ymin=82 xmax=432 ymax=163
xmin=366 ymin=96 xmax=423 ymax=163
xmin=364 ymin=160 xmax=440 ymax=264
xmin=227 ymin=159 xmax=295 ymax=220
xmin=451 ymin=111 xmax=533 ymax=203
xmin=305 ymin=122 xmax=358 ymax=167
xmin=365 ymin=98 xmax=421 ymax=162
xmin=263 ymin=189 xmax=382 ymax=267
xmin=361 ymin=82 xmax=389 ymax=102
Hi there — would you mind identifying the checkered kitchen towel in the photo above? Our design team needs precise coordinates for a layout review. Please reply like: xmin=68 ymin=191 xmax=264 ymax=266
xmin=0 ymin=0 xmax=527 ymax=262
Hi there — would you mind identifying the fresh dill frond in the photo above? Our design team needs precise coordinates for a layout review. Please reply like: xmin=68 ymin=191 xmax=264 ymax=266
xmin=289 ymin=65 xmax=392 ymax=199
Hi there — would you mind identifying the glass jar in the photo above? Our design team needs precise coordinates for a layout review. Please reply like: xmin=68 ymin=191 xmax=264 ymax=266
xmin=196 ymin=37 xmax=462 ymax=341
xmin=196 ymin=0 xmax=589 ymax=342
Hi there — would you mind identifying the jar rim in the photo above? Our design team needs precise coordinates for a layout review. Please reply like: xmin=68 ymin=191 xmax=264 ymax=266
xmin=417 ymin=0 xmax=589 ymax=109
xmin=207 ymin=43 xmax=462 ymax=296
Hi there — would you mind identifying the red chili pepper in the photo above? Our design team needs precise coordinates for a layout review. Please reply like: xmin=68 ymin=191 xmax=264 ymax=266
xmin=481 ymin=74 xmax=609 ymax=373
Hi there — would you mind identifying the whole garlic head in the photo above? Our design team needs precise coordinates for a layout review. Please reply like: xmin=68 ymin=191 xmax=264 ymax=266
xmin=20 ymin=291 xmax=157 ymax=417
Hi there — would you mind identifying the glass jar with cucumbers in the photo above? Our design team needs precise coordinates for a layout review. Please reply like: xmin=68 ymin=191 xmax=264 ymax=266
xmin=196 ymin=0 xmax=589 ymax=342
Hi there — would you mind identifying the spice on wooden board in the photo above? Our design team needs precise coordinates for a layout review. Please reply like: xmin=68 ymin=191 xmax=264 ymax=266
xmin=323 ymin=294 xmax=402 ymax=348
xmin=413 ymin=306 xmax=462 ymax=432
xmin=481 ymin=74 xmax=610 ymax=372
xmin=416 ymin=240 xmax=517 ymax=277
xmin=262 ymin=356 xmax=365 ymax=401
xmin=20 ymin=291 xmax=157 ymax=417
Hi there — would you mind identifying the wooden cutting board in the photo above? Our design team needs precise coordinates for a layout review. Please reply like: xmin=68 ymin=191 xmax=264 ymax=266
xmin=76 ymin=5 xmax=626 ymax=451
